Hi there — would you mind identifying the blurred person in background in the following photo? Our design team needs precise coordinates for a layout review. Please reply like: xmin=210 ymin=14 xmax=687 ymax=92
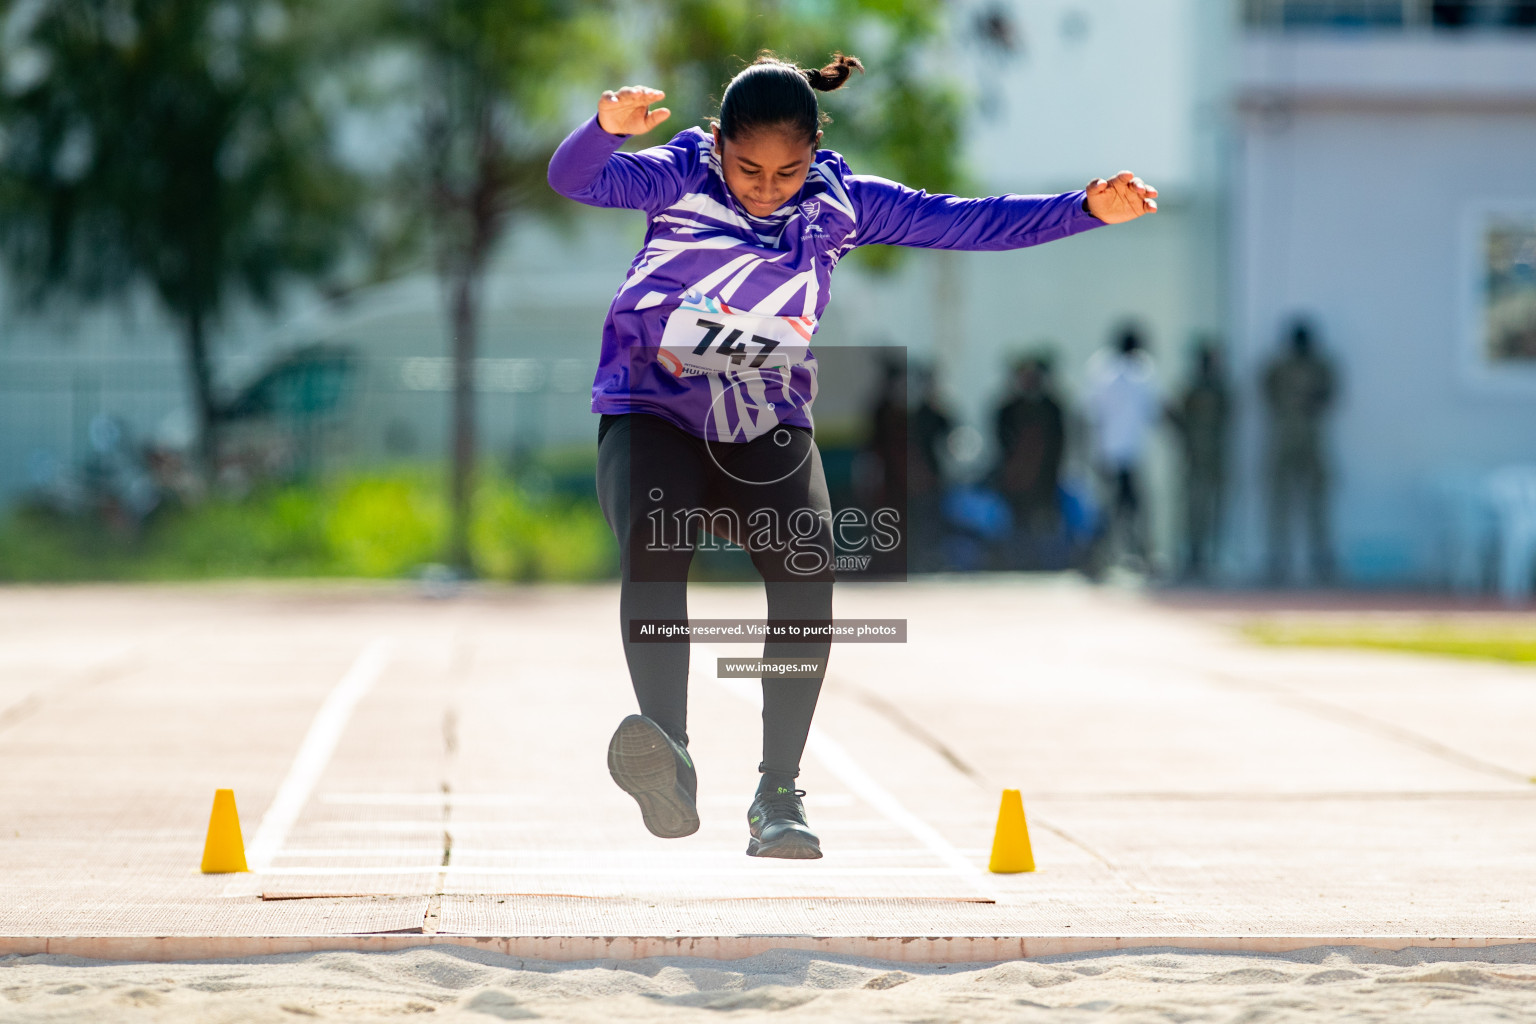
xmin=991 ymin=354 xmax=1065 ymax=568
xmin=907 ymin=364 xmax=954 ymax=573
xmin=549 ymin=53 xmax=1156 ymax=860
xmin=1085 ymin=325 xmax=1160 ymax=574
xmin=865 ymin=357 xmax=908 ymax=516
xmin=1168 ymin=341 xmax=1230 ymax=583
xmin=1433 ymin=0 xmax=1536 ymax=26
xmin=81 ymin=414 xmax=162 ymax=540
xmin=1263 ymin=318 xmax=1338 ymax=585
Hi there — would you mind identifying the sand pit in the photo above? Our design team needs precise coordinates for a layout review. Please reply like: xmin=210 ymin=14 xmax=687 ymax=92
xmin=3 ymin=945 xmax=1536 ymax=1022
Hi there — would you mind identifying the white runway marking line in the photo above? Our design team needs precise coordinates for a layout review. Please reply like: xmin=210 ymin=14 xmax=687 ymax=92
xmin=243 ymin=638 xmax=396 ymax=873
xmin=699 ymin=644 xmax=1001 ymax=901
xmin=319 ymin=792 xmax=860 ymax=808
xmin=274 ymin=847 xmax=978 ymax=860
xmin=307 ymin=818 xmax=909 ymax=834
xmin=259 ymin=865 xmax=963 ymax=877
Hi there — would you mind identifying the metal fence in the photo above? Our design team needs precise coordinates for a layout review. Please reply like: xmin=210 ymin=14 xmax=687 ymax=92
xmin=0 ymin=353 xmax=601 ymax=511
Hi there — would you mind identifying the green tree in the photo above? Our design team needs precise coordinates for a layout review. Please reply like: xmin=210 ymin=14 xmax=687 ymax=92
xmin=0 ymin=0 xmax=359 ymax=470
xmin=378 ymin=0 xmax=615 ymax=573
xmin=646 ymin=0 xmax=968 ymax=262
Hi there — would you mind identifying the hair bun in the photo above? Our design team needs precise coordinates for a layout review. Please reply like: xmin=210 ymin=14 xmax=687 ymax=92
xmin=803 ymin=53 xmax=864 ymax=93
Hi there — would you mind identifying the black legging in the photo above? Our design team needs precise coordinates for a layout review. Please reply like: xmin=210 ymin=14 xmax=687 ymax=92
xmin=596 ymin=412 xmax=835 ymax=778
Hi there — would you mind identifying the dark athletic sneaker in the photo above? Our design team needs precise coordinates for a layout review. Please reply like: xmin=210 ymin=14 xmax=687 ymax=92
xmin=746 ymin=780 xmax=823 ymax=859
xmin=607 ymin=714 xmax=699 ymax=839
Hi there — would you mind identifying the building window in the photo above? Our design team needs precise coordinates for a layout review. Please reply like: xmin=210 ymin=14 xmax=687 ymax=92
xmin=1484 ymin=216 xmax=1536 ymax=364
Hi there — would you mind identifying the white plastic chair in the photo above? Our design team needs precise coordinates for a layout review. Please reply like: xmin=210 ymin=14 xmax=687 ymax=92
xmin=1487 ymin=465 xmax=1536 ymax=604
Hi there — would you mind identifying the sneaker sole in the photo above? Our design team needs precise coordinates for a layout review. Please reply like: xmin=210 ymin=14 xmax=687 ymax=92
xmin=607 ymin=716 xmax=699 ymax=839
xmin=745 ymin=832 xmax=823 ymax=859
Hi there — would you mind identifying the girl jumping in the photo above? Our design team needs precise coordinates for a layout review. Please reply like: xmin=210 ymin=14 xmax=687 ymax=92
xmin=548 ymin=53 xmax=1156 ymax=859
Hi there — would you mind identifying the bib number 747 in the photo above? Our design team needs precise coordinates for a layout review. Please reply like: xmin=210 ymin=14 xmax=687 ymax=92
xmin=656 ymin=299 xmax=814 ymax=379
xmin=692 ymin=319 xmax=778 ymax=368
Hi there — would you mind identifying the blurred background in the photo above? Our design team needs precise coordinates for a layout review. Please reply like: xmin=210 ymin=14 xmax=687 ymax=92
xmin=0 ymin=0 xmax=1533 ymax=597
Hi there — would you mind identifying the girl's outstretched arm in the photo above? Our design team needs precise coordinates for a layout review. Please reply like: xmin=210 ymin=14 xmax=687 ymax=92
xmin=848 ymin=171 xmax=1156 ymax=251
xmin=548 ymin=86 xmax=690 ymax=214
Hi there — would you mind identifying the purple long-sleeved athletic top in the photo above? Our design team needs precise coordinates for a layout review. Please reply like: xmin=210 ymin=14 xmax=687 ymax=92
xmin=548 ymin=115 xmax=1103 ymax=443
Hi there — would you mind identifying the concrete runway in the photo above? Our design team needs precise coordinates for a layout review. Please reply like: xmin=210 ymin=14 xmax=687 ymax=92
xmin=0 ymin=578 xmax=1532 ymax=960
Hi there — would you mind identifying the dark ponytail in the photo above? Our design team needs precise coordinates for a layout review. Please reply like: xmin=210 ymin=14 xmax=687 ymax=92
xmin=803 ymin=53 xmax=864 ymax=93
xmin=716 ymin=52 xmax=864 ymax=144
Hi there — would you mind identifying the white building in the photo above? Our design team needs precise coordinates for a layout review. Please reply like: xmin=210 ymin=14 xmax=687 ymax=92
xmin=1231 ymin=2 xmax=1536 ymax=586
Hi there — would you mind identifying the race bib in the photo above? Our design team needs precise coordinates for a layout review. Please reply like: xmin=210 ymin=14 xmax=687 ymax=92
xmin=656 ymin=295 xmax=815 ymax=379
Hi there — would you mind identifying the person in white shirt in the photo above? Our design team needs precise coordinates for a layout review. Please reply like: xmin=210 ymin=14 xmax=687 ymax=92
xmin=1084 ymin=326 xmax=1160 ymax=572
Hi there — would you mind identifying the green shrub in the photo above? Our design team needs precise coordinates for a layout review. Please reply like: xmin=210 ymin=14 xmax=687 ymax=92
xmin=0 ymin=465 xmax=617 ymax=583
xmin=326 ymin=475 xmax=443 ymax=577
xmin=472 ymin=477 xmax=612 ymax=583
xmin=0 ymin=505 xmax=106 ymax=581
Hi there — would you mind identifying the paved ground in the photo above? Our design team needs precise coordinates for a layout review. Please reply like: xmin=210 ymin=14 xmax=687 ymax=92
xmin=0 ymin=578 xmax=1532 ymax=959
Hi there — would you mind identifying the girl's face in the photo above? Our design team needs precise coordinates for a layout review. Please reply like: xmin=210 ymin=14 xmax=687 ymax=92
xmin=712 ymin=126 xmax=821 ymax=218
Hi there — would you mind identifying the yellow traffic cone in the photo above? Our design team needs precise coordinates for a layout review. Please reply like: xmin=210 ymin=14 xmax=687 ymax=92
xmin=200 ymin=789 xmax=249 ymax=873
xmin=988 ymin=788 xmax=1035 ymax=873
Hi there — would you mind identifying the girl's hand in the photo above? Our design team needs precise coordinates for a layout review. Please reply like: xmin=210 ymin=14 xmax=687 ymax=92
xmin=1084 ymin=171 xmax=1158 ymax=224
xmin=597 ymin=86 xmax=671 ymax=137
